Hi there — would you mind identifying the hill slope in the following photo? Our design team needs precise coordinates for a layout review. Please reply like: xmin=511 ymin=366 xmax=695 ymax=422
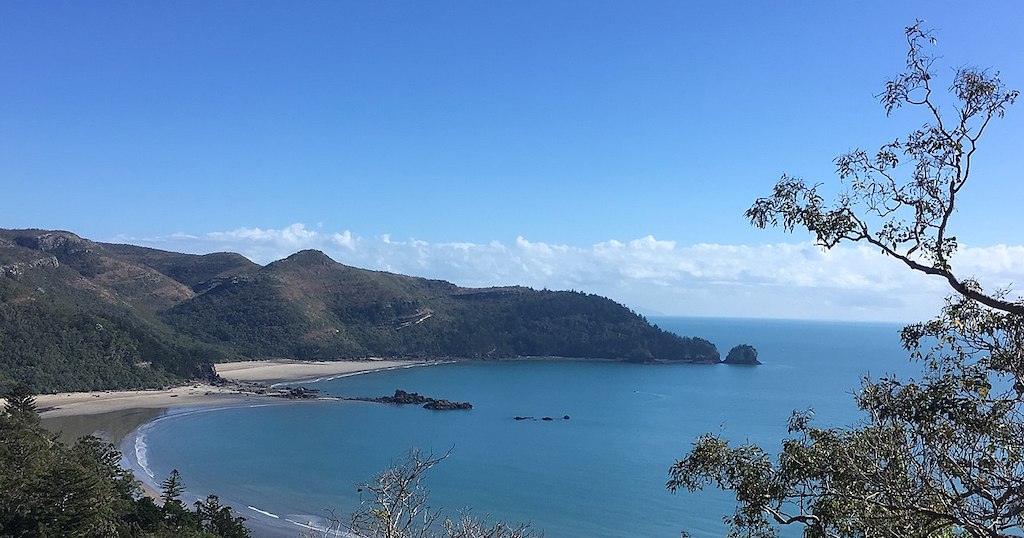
xmin=0 ymin=229 xmax=721 ymax=393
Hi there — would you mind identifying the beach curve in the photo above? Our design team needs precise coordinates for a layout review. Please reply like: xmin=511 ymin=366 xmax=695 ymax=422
xmin=36 ymin=358 xmax=431 ymax=419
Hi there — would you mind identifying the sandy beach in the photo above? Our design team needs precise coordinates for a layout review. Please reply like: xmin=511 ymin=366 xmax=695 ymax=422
xmin=31 ymin=358 xmax=434 ymax=513
xmin=36 ymin=358 xmax=427 ymax=420
xmin=213 ymin=358 xmax=426 ymax=385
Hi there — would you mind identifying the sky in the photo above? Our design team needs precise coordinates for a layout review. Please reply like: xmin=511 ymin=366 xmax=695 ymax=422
xmin=2 ymin=1 xmax=1023 ymax=322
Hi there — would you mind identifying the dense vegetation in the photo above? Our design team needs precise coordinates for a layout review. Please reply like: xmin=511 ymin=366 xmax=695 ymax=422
xmin=0 ymin=229 xmax=722 ymax=393
xmin=0 ymin=266 xmax=224 ymax=393
xmin=0 ymin=389 xmax=250 ymax=537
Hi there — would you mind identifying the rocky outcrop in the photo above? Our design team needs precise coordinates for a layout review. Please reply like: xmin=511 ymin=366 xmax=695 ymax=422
xmin=355 ymin=389 xmax=472 ymax=410
xmin=0 ymin=256 xmax=59 ymax=278
xmin=15 ymin=231 xmax=87 ymax=253
xmin=282 ymin=386 xmax=320 ymax=399
xmin=724 ymin=344 xmax=761 ymax=365
xmin=423 ymin=399 xmax=472 ymax=410
xmin=373 ymin=389 xmax=430 ymax=404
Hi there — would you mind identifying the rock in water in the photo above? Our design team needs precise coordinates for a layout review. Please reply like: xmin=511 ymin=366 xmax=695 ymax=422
xmin=423 ymin=399 xmax=472 ymax=410
xmin=724 ymin=344 xmax=761 ymax=365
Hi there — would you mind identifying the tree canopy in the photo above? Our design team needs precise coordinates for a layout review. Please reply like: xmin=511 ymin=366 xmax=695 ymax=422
xmin=669 ymin=21 xmax=1023 ymax=538
xmin=0 ymin=387 xmax=251 ymax=537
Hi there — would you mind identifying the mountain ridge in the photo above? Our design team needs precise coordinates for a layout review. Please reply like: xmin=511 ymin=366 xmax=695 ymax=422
xmin=0 ymin=228 xmax=727 ymax=393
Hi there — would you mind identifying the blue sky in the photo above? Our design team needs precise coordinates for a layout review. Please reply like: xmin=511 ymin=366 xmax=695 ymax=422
xmin=3 ymin=2 xmax=1023 ymax=321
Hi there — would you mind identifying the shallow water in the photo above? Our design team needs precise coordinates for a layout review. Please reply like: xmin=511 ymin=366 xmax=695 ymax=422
xmin=42 ymin=407 xmax=166 ymax=445
xmin=125 ymin=317 xmax=914 ymax=537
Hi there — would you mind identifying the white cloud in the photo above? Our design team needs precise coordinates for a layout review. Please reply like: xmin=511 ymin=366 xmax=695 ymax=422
xmin=113 ymin=224 xmax=1024 ymax=323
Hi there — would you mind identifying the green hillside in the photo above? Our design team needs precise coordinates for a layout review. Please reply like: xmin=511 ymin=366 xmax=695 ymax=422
xmin=0 ymin=229 xmax=721 ymax=393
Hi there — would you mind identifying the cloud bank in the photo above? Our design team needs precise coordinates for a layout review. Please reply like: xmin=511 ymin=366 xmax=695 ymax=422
xmin=115 ymin=223 xmax=1024 ymax=323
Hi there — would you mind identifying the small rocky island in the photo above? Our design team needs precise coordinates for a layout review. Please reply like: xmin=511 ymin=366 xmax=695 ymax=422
xmin=723 ymin=344 xmax=761 ymax=365
xmin=351 ymin=389 xmax=473 ymax=410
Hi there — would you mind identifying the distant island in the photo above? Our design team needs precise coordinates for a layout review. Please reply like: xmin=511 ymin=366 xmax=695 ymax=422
xmin=0 ymin=228 xmax=756 ymax=393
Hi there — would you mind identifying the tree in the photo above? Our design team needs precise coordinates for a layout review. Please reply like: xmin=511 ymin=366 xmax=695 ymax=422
xmin=348 ymin=449 xmax=449 ymax=538
xmin=668 ymin=21 xmax=1023 ymax=538
xmin=3 ymin=384 xmax=38 ymax=421
xmin=160 ymin=468 xmax=186 ymax=507
xmin=0 ymin=396 xmax=253 ymax=537
xmin=194 ymin=494 xmax=251 ymax=538
xmin=317 ymin=449 xmax=541 ymax=538
xmin=441 ymin=512 xmax=541 ymax=538
xmin=160 ymin=467 xmax=194 ymax=529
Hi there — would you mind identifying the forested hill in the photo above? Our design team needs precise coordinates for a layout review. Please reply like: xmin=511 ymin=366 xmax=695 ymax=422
xmin=0 ymin=229 xmax=721 ymax=393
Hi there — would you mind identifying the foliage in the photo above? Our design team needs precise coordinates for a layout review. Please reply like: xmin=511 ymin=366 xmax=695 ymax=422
xmin=349 ymin=449 xmax=448 ymax=538
xmin=314 ymin=449 xmax=540 ymax=538
xmin=0 ymin=387 xmax=251 ymax=537
xmin=0 ymin=296 xmax=194 ymax=393
xmin=669 ymin=21 xmax=1023 ymax=538
xmin=440 ymin=513 xmax=541 ymax=538
xmin=194 ymin=495 xmax=251 ymax=538
xmin=744 ymin=22 xmax=1019 ymax=316
xmin=0 ymin=241 xmax=237 ymax=393
xmin=161 ymin=469 xmax=185 ymax=507
xmin=4 ymin=384 xmax=37 ymax=418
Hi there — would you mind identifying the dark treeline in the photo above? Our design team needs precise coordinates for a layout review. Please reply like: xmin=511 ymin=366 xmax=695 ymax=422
xmin=0 ymin=388 xmax=250 ymax=537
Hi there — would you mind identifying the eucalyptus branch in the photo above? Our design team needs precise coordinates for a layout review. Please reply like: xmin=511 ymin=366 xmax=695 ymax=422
xmin=861 ymin=234 xmax=1024 ymax=316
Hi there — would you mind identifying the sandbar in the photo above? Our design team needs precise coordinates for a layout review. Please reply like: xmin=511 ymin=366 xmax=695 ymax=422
xmin=35 ymin=359 xmax=428 ymax=420
xmin=214 ymin=358 xmax=425 ymax=385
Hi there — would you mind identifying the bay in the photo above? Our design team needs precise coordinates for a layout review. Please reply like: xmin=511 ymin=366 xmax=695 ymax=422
xmin=125 ymin=317 xmax=916 ymax=537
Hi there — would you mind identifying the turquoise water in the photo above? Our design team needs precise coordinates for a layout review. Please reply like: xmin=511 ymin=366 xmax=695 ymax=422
xmin=124 ymin=317 xmax=915 ymax=537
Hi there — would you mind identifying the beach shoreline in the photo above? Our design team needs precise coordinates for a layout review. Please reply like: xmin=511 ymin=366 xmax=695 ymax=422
xmin=37 ymin=358 xmax=443 ymax=451
xmin=34 ymin=358 xmax=442 ymax=530
xmin=36 ymin=358 xmax=434 ymax=421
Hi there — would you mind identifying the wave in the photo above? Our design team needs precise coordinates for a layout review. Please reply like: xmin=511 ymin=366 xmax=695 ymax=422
xmin=133 ymin=428 xmax=154 ymax=479
xmin=247 ymin=506 xmax=280 ymax=519
xmin=633 ymin=390 xmax=669 ymax=401
xmin=283 ymin=516 xmax=357 ymax=537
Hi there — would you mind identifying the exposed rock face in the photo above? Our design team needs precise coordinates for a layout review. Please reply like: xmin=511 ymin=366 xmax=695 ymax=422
xmin=0 ymin=256 xmax=60 ymax=278
xmin=724 ymin=344 xmax=761 ymax=365
xmin=15 ymin=231 xmax=87 ymax=253
xmin=192 ymin=275 xmax=254 ymax=294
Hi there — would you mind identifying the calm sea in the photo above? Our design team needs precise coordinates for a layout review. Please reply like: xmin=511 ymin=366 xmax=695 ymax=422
xmin=123 ymin=317 xmax=916 ymax=537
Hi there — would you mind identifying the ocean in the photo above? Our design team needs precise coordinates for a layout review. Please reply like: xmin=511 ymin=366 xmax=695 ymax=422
xmin=122 ymin=317 xmax=916 ymax=537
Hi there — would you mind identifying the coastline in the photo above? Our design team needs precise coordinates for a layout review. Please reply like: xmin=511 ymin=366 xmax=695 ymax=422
xmin=35 ymin=358 xmax=438 ymax=526
xmin=37 ymin=358 xmax=432 ymax=421
xmin=37 ymin=358 xmax=439 ymax=450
